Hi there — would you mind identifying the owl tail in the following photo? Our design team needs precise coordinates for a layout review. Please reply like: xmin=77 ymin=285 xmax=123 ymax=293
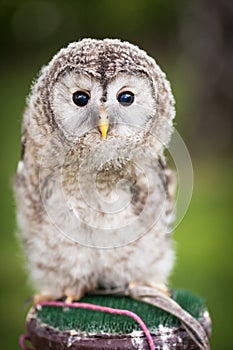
xmin=128 ymin=285 xmax=211 ymax=350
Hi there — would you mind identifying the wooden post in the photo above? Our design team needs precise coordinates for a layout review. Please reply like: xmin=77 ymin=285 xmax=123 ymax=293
xmin=20 ymin=291 xmax=211 ymax=350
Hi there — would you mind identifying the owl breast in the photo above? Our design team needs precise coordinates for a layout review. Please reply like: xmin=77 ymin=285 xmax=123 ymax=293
xmin=39 ymin=133 xmax=166 ymax=247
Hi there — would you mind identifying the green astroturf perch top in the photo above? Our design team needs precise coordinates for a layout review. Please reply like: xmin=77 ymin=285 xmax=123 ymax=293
xmin=21 ymin=289 xmax=211 ymax=350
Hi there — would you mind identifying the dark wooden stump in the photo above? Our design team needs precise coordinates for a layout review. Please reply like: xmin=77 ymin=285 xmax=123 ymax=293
xmin=21 ymin=290 xmax=211 ymax=349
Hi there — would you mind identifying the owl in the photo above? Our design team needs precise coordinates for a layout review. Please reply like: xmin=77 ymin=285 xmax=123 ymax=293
xmin=14 ymin=39 xmax=176 ymax=303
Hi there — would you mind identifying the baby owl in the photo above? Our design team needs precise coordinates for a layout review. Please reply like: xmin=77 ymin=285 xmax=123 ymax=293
xmin=14 ymin=39 xmax=176 ymax=302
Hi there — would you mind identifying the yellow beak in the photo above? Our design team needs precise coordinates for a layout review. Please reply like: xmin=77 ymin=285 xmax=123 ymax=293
xmin=98 ymin=108 xmax=109 ymax=139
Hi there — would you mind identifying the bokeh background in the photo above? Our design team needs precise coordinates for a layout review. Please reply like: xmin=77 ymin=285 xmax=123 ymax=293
xmin=0 ymin=0 xmax=232 ymax=349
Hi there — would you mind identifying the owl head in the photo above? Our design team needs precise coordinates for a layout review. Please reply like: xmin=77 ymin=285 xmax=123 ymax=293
xmin=27 ymin=39 xmax=175 ymax=149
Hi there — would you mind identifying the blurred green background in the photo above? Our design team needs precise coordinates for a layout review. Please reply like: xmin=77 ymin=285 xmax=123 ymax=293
xmin=0 ymin=0 xmax=232 ymax=349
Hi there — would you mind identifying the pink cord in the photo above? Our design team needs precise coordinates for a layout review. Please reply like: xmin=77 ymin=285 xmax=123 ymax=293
xmin=19 ymin=334 xmax=33 ymax=350
xmin=20 ymin=300 xmax=155 ymax=350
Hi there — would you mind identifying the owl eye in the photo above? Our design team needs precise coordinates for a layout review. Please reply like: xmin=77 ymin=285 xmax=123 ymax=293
xmin=72 ymin=91 xmax=90 ymax=107
xmin=117 ymin=91 xmax=134 ymax=106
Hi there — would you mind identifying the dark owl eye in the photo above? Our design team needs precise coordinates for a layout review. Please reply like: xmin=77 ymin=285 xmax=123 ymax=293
xmin=117 ymin=91 xmax=134 ymax=106
xmin=72 ymin=91 xmax=90 ymax=107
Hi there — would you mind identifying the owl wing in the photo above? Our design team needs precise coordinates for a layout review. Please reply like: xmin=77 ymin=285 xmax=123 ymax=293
xmin=158 ymin=156 xmax=177 ymax=223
